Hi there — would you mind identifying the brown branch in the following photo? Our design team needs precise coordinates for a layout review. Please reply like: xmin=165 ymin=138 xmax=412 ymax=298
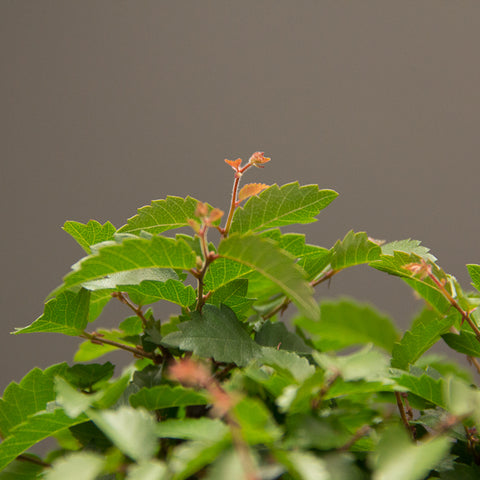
xmin=112 ymin=291 xmax=148 ymax=327
xmin=17 ymin=453 xmax=51 ymax=468
xmin=395 ymin=391 xmax=416 ymax=439
xmin=339 ymin=425 xmax=372 ymax=452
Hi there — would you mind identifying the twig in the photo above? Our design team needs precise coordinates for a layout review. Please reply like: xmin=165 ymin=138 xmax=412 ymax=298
xmin=395 ymin=391 xmax=416 ymax=439
xmin=311 ymin=370 xmax=340 ymax=409
xmin=112 ymin=292 xmax=148 ymax=327
xmin=17 ymin=453 xmax=51 ymax=468
xmin=339 ymin=425 xmax=372 ymax=452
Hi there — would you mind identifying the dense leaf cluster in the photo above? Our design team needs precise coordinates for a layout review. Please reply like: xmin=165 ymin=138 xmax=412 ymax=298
xmin=2 ymin=155 xmax=480 ymax=479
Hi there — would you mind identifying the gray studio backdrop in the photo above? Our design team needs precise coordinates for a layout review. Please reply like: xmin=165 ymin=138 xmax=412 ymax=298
xmin=1 ymin=2 xmax=480 ymax=391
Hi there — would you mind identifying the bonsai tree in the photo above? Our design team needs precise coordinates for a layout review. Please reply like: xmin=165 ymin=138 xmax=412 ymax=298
xmin=1 ymin=152 xmax=480 ymax=479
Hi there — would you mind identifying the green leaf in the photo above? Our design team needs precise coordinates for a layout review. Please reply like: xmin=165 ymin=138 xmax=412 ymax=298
xmin=255 ymin=321 xmax=312 ymax=354
xmin=295 ymin=298 xmax=399 ymax=353
xmin=439 ymin=464 xmax=480 ymax=480
xmin=215 ymin=234 xmax=318 ymax=320
xmin=162 ymin=304 xmax=262 ymax=366
xmin=467 ymin=264 xmax=480 ymax=293
xmin=206 ymin=279 xmax=255 ymax=318
xmin=393 ymin=372 xmax=445 ymax=408
xmin=391 ymin=308 xmax=456 ymax=370
xmin=88 ymin=289 xmax=115 ymax=322
xmin=126 ymin=460 xmax=168 ymax=480
xmin=330 ymin=231 xmax=382 ymax=270
xmin=64 ymin=362 xmax=115 ymax=390
xmin=442 ymin=330 xmax=480 ymax=357
xmin=89 ymin=406 xmax=158 ymax=461
xmin=0 ymin=363 xmax=69 ymax=438
xmin=371 ymin=425 xmax=451 ymax=480
xmin=129 ymin=385 xmax=208 ymax=410
xmin=63 ymin=220 xmax=116 ymax=254
xmin=14 ymin=289 xmax=90 ymax=336
xmin=82 ymin=267 xmax=178 ymax=291
xmin=443 ymin=376 xmax=480 ymax=422
xmin=45 ymin=451 xmax=105 ymax=480
xmin=121 ymin=279 xmax=196 ymax=307
xmin=61 ymin=236 xmax=196 ymax=291
xmin=118 ymin=196 xmax=211 ymax=235
xmin=258 ymin=348 xmax=316 ymax=383
xmin=74 ymin=329 xmax=129 ymax=362
xmin=230 ymin=182 xmax=337 ymax=234
xmin=156 ymin=418 xmax=228 ymax=441
xmin=0 ymin=409 xmax=88 ymax=471
xmin=0 ymin=458 xmax=44 ymax=480
xmin=233 ymin=397 xmax=282 ymax=444
xmin=380 ymin=239 xmax=437 ymax=262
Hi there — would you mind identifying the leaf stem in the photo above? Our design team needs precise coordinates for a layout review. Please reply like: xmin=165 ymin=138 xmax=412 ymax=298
xmin=81 ymin=332 xmax=161 ymax=363
xmin=17 ymin=454 xmax=51 ymax=468
xmin=395 ymin=391 xmax=416 ymax=439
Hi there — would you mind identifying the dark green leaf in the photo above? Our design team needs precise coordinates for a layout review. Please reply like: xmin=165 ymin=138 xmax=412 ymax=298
xmin=255 ymin=321 xmax=312 ymax=354
xmin=64 ymin=362 xmax=115 ymax=390
xmin=162 ymin=304 xmax=262 ymax=366
xmin=442 ymin=330 xmax=480 ymax=357
xmin=295 ymin=298 xmax=399 ymax=353
xmin=63 ymin=220 xmax=116 ymax=254
xmin=14 ymin=289 xmax=90 ymax=336
xmin=0 ymin=458 xmax=44 ymax=480
xmin=206 ymin=279 xmax=255 ymax=318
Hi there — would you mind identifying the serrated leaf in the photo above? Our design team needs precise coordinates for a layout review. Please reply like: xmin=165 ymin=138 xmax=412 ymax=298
xmin=129 ymin=385 xmax=208 ymax=410
xmin=206 ymin=279 xmax=255 ymax=318
xmin=0 ymin=409 xmax=88 ymax=471
xmin=63 ymin=220 xmax=116 ymax=254
xmin=118 ymin=196 xmax=213 ymax=235
xmin=381 ymin=239 xmax=437 ymax=262
xmin=61 ymin=236 xmax=196 ymax=291
xmin=0 ymin=363 xmax=69 ymax=438
xmin=121 ymin=279 xmax=196 ymax=307
xmin=467 ymin=264 xmax=480 ymax=293
xmin=162 ymin=304 xmax=262 ymax=366
xmin=45 ymin=451 xmax=105 ymax=480
xmin=230 ymin=182 xmax=338 ymax=234
xmin=89 ymin=406 xmax=158 ymax=461
xmin=14 ymin=289 xmax=90 ymax=336
xmin=391 ymin=308 xmax=456 ymax=370
xmin=255 ymin=321 xmax=312 ymax=354
xmin=156 ymin=418 xmax=229 ymax=441
xmin=372 ymin=425 xmax=451 ymax=480
xmin=330 ymin=231 xmax=382 ymax=270
xmin=259 ymin=347 xmax=315 ymax=383
xmin=215 ymin=234 xmax=318 ymax=320
xmin=295 ymin=298 xmax=399 ymax=353
xmin=442 ymin=330 xmax=480 ymax=357
xmin=393 ymin=373 xmax=445 ymax=408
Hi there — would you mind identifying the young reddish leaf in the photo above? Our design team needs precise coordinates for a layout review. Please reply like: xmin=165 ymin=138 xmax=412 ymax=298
xmin=248 ymin=151 xmax=271 ymax=168
xmin=224 ymin=158 xmax=242 ymax=171
xmin=238 ymin=183 xmax=269 ymax=203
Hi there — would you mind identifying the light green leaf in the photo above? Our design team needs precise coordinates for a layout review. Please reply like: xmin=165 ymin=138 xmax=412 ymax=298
xmin=126 ymin=460 xmax=168 ymax=480
xmin=295 ymin=298 xmax=399 ymax=353
xmin=61 ymin=236 xmax=196 ymax=291
xmin=277 ymin=450 xmax=331 ymax=480
xmin=0 ymin=409 xmax=88 ymax=471
xmin=380 ymin=239 xmax=437 ymax=262
xmin=45 ymin=451 xmax=105 ymax=480
xmin=14 ymin=289 xmax=90 ymax=336
xmin=118 ymin=196 xmax=212 ymax=235
xmin=260 ymin=348 xmax=316 ymax=383
xmin=371 ymin=425 xmax=451 ymax=480
xmin=129 ymin=385 xmax=208 ymax=410
xmin=255 ymin=321 xmax=312 ymax=354
xmin=392 ymin=308 xmax=456 ymax=370
xmin=206 ymin=279 xmax=255 ymax=318
xmin=233 ymin=397 xmax=282 ymax=444
xmin=393 ymin=372 xmax=445 ymax=408
xmin=467 ymin=264 xmax=480 ymax=293
xmin=121 ymin=279 xmax=196 ymax=307
xmin=442 ymin=330 xmax=480 ymax=357
xmin=88 ymin=289 xmax=115 ymax=322
xmin=55 ymin=377 xmax=99 ymax=418
xmin=89 ymin=406 xmax=158 ymax=461
xmin=216 ymin=234 xmax=318 ymax=320
xmin=156 ymin=418 xmax=228 ymax=441
xmin=443 ymin=376 xmax=480 ymax=422
xmin=63 ymin=220 xmax=116 ymax=254
xmin=82 ymin=268 xmax=178 ymax=291
xmin=162 ymin=304 xmax=262 ymax=366
xmin=230 ymin=182 xmax=337 ymax=234
xmin=0 ymin=363 xmax=69 ymax=438
xmin=330 ymin=231 xmax=382 ymax=270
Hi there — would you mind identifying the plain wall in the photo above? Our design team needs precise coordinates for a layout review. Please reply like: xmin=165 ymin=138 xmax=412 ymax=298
xmin=1 ymin=1 xmax=480 ymax=391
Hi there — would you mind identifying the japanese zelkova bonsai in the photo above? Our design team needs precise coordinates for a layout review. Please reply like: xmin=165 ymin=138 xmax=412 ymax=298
xmin=2 ymin=152 xmax=480 ymax=479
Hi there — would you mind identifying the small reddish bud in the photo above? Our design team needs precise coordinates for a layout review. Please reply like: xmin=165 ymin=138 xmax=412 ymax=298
xmin=248 ymin=151 xmax=271 ymax=168
xmin=224 ymin=158 xmax=242 ymax=171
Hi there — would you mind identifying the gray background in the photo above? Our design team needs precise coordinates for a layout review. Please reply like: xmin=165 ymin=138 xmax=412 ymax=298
xmin=1 ymin=1 xmax=480 ymax=392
